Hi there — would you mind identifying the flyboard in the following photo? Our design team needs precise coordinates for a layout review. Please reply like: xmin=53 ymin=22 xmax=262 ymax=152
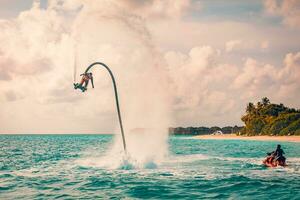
xmin=73 ymin=83 xmax=87 ymax=92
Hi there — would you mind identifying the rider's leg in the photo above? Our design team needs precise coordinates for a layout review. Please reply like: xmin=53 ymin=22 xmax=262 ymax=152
xmin=79 ymin=79 xmax=85 ymax=86
xmin=84 ymin=80 xmax=89 ymax=88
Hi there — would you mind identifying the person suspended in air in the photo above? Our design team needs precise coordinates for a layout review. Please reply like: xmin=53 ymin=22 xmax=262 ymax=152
xmin=74 ymin=72 xmax=94 ymax=92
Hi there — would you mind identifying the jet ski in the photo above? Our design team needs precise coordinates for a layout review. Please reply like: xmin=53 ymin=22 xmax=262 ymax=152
xmin=263 ymin=153 xmax=287 ymax=167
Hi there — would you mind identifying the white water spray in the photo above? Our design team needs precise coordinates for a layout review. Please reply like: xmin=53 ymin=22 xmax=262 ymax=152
xmin=72 ymin=1 xmax=172 ymax=169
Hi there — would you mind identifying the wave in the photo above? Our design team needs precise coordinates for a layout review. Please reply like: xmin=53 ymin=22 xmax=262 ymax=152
xmin=74 ymin=149 xmax=300 ymax=179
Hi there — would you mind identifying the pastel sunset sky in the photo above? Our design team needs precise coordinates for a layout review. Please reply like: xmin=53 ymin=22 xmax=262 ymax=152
xmin=0 ymin=0 xmax=299 ymax=133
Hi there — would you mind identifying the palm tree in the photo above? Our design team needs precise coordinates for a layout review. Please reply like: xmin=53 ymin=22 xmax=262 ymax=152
xmin=262 ymin=97 xmax=270 ymax=106
xmin=246 ymin=102 xmax=255 ymax=114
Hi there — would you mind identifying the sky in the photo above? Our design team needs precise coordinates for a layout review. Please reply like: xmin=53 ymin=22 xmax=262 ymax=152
xmin=0 ymin=0 xmax=299 ymax=134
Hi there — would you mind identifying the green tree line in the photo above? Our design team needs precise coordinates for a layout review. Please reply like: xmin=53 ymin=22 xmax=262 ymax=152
xmin=169 ymin=126 xmax=243 ymax=135
xmin=240 ymin=97 xmax=300 ymax=136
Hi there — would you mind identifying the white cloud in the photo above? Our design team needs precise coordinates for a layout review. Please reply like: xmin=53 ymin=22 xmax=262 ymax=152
xmin=119 ymin=0 xmax=191 ymax=19
xmin=0 ymin=0 xmax=171 ymax=138
xmin=225 ymin=40 xmax=242 ymax=52
xmin=225 ymin=39 xmax=270 ymax=53
xmin=165 ymin=44 xmax=300 ymax=126
xmin=0 ymin=0 xmax=179 ymax=164
xmin=264 ymin=0 xmax=300 ymax=28
xmin=260 ymin=40 xmax=269 ymax=50
xmin=232 ymin=58 xmax=277 ymax=89
xmin=164 ymin=45 xmax=243 ymax=126
xmin=0 ymin=0 xmax=300 ymax=134
xmin=231 ymin=52 xmax=300 ymax=106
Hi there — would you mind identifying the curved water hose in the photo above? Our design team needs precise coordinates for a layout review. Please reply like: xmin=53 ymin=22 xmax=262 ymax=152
xmin=84 ymin=62 xmax=127 ymax=153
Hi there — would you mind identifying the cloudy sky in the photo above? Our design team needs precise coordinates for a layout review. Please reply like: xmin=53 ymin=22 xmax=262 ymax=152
xmin=0 ymin=0 xmax=299 ymax=134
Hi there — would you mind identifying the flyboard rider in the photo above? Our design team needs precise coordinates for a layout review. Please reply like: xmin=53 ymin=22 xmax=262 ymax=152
xmin=74 ymin=72 xmax=94 ymax=92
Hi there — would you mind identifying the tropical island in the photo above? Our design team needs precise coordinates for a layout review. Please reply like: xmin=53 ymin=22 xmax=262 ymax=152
xmin=240 ymin=97 xmax=300 ymax=136
xmin=170 ymin=97 xmax=300 ymax=137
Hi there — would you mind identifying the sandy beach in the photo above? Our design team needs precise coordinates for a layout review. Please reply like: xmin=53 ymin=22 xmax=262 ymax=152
xmin=194 ymin=134 xmax=300 ymax=143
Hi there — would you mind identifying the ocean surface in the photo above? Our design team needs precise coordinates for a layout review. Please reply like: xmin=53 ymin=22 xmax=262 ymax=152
xmin=1 ymin=134 xmax=300 ymax=200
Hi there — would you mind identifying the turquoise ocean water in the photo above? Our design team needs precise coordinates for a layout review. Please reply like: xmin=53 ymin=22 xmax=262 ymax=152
xmin=1 ymin=134 xmax=300 ymax=199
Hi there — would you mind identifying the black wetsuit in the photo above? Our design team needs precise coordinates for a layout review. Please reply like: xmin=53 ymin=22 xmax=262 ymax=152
xmin=274 ymin=148 xmax=285 ymax=162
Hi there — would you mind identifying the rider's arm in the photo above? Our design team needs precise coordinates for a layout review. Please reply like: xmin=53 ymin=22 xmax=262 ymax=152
xmin=91 ymin=76 xmax=94 ymax=88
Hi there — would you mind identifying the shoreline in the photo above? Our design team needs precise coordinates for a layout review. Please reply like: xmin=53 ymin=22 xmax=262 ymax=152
xmin=194 ymin=134 xmax=300 ymax=143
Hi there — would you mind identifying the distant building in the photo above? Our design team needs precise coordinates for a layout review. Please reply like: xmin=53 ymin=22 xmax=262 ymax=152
xmin=212 ymin=130 xmax=223 ymax=135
